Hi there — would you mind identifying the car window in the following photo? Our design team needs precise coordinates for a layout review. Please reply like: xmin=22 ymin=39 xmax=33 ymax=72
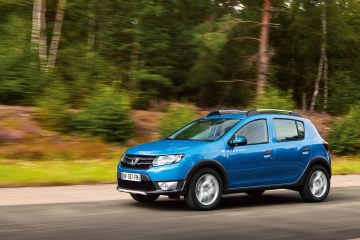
xmin=235 ymin=119 xmax=268 ymax=145
xmin=169 ymin=118 xmax=240 ymax=141
xmin=296 ymin=121 xmax=305 ymax=139
xmin=274 ymin=119 xmax=304 ymax=142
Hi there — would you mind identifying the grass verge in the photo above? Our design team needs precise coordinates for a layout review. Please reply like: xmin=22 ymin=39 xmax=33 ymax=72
xmin=0 ymin=159 xmax=118 ymax=187
xmin=332 ymin=156 xmax=360 ymax=175
xmin=0 ymin=156 xmax=359 ymax=187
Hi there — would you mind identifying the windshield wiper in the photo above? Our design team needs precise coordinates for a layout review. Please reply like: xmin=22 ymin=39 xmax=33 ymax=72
xmin=181 ymin=138 xmax=210 ymax=142
xmin=166 ymin=138 xmax=210 ymax=142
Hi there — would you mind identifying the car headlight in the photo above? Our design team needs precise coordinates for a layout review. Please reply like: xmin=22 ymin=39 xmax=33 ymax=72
xmin=152 ymin=154 xmax=184 ymax=166
xmin=120 ymin=154 xmax=125 ymax=162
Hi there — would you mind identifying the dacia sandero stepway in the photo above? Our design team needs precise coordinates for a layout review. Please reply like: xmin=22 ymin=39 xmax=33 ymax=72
xmin=117 ymin=109 xmax=331 ymax=210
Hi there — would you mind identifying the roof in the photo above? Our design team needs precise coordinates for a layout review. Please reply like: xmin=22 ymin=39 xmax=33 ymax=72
xmin=205 ymin=109 xmax=303 ymax=119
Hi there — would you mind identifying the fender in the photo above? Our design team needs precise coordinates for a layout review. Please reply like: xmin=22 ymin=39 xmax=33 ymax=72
xmin=295 ymin=156 xmax=332 ymax=187
xmin=182 ymin=160 xmax=229 ymax=194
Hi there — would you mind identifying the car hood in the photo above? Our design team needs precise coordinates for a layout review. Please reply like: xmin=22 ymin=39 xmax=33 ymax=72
xmin=125 ymin=139 xmax=208 ymax=156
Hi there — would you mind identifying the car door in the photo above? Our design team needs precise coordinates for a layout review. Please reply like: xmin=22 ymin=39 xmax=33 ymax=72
xmin=226 ymin=118 xmax=275 ymax=189
xmin=271 ymin=118 xmax=311 ymax=184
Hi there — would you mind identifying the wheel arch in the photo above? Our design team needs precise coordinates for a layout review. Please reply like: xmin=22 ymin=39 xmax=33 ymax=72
xmin=307 ymin=157 xmax=332 ymax=178
xmin=182 ymin=160 xmax=228 ymax=194
xmin=296 ymin=157 xmax=332 ymax=187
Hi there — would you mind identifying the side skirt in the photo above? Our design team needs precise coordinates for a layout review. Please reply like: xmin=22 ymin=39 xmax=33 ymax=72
xmin=224 ymin=173 xmax=306 ymax=194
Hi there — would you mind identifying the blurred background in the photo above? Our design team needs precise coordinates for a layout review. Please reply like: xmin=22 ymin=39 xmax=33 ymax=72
xmin=0 ymin=0 xmax=359 ymax=186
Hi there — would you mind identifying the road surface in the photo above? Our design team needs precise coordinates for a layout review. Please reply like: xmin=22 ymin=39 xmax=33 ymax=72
xmin=1 ymin=177 xmax=360 ymax=240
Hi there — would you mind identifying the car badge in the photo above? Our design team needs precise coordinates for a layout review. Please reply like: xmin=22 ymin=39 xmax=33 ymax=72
xmin=131 ymin=157 xmax=140 ymax=166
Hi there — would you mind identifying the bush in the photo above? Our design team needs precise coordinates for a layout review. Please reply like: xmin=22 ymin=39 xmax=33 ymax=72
xmin=75 ymin=86 xmax=134 ymax=142
xmin=159 ymin=103 xmax=197 ymax=138
xmin=37 ymin=84 xmax=73 ymax=132
xmin=328 ymin=105 xmax=360 ymax=154
xmin=250 ymin=87 xmax=295 ymax=110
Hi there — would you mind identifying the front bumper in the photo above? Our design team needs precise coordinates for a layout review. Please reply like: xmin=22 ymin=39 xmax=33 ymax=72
xmin=117 ymin=175 xmax=185 ymax=195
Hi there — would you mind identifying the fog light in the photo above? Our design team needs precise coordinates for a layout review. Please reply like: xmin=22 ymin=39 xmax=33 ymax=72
xmin=158 ymin=181 xmax=177 ymax=191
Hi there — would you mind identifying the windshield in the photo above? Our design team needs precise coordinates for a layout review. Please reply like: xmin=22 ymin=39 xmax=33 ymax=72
xmin=168 ymin=118 xmax=240 ymax=141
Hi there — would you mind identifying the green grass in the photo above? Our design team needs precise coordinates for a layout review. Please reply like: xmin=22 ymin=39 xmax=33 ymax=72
xmin=332 ymin=156 xmax=360 ymax=175
xmin=0 ymin=156 xmax=359 ymax=187
xmin=0 ymin=159 xmax=118 ymax=187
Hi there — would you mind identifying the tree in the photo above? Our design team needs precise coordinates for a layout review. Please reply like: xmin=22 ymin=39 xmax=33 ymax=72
xmin=47 ymin=0 xmax=66 ymax=70
xmin=31 ymin=0 xmax=41 ymax=51
xmin=31 ymin=0 xmax=67 ymax=71
xmin=310 ymin=0 xmax=327 ymax=112
xmin=256 ymin=0 xmax=272 ymax=100
xmin=1 ymin=0 xmax=360 ymax=111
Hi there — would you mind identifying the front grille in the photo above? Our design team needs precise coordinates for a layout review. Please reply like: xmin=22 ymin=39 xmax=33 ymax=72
xmin=118 ymin=179 xmax=156 ymax=191
xmin=121 ymin=154 xmax=156 ymax=170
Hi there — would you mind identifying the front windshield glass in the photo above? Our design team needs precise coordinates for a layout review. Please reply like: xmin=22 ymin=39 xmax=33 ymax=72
xmin=168 ymin=118 xmax=240 ymax=141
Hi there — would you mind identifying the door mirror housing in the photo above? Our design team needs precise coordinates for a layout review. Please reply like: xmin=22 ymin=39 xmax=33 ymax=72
xmin=230 ymin=136 xmax=247 ymax=146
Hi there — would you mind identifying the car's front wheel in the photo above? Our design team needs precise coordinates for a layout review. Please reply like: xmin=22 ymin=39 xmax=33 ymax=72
xmin=130 ymin=193 xmax=159 ymax=203
xmin=299 ymin=165 xmax=330 ymax=202
xmin=185 ymin=168 xmax=223 ymax=210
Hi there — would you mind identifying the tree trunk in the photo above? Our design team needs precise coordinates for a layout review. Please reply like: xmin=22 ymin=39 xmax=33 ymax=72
xmin=310 ymin=1 xmax=327 ymax=112
xmin=39 ymin=0 xmax=48 ymax=71
xmin=47 ymin=0 xmax=66 ymax=70
xmin=323 ymin=54 xmax=328 ymax=111
xmin=323 ymin=3 xmax=328 ymax=111
xmin=310 ymin=53 xmax=324 ymax=112
xmin=31 ymin=0 xmax=42 ymax=51
xmin=256 ymin=0 xmax=272 ymax=100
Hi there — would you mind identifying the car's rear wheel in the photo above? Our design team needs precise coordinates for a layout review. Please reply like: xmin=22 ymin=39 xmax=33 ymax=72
xmin=299 ymin=165 xmax=330 ymax=202
xmin=130 ymin=193 xmax=159 ymax=203
xmin=245 ymin=189 xmax=265 ymax=197
xmin=185 ymin=168 xmax=223 ymax=210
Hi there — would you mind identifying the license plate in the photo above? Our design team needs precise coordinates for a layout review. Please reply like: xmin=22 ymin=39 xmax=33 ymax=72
xmin=121 ymin=172 xmax=141 ymax=182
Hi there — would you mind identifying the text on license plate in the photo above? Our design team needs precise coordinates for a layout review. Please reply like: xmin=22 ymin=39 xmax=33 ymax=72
xmin=121 ymin=172 xmax=141 ymax=182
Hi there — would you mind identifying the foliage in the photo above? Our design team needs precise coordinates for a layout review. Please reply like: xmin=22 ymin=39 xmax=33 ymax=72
xmin=0 ymin=0 xmax=360 ymax=111
xmin=55 ymin=45 xmax=118 ymax=108
xmin=328 ymin=105 xmax=360 ymax=154
xmin=159 ymin=103 xmax=197 ymax=138
xmin=327 ymin=71 xmax=360 ymax=115
xmin=187 ymin=16 xmax=238 ymax=106
xmin=75 ymin=86 xmax=134 ymax=142
xmin=250 ymin=87 xmax=295 ymax=110
xmin=36 ymin=83 xmax=73 ymax=132
xmin=0 ymin=15 xmax=42 ymax=105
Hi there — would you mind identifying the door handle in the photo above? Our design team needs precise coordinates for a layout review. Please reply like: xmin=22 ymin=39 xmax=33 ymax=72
xmin=264 ymin=150 xmax=272 ymax=158
xmin=302 ymin=147 xmax=310 ymax=155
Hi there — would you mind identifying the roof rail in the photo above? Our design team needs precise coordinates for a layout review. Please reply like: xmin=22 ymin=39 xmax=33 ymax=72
xmin=246 ymin=109 xmax=302 ymax=117
xmin=207 ymin=109 xmax=247 ymax=117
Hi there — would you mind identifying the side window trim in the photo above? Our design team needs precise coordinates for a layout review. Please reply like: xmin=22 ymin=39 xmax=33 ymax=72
xmin=273 ymin=118 xmax=305 ymax=143
xmin=230 ymin=118 xmax=269 ymax=146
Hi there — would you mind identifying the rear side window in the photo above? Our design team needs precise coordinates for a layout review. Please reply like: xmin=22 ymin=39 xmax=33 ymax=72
xmin=235 ymin=119 xmax=268 ymax=145
xmin=296 ymin=121 xmax=305 ymax=139
xmin=273 ymin=119 xmax=305 ymax=142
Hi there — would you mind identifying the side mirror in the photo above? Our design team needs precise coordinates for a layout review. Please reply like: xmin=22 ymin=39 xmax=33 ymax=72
xmin=230 ymin=136 xmax=247 ymax=147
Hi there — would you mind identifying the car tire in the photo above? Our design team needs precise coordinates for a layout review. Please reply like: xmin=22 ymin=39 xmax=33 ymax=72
xmin=299 ymin=165 xmax=330 ymax=202
xmin=185 ymin=168 xmax=223 ymax=211
xmin=130 ymin=193 xmax=159 ymax=203
xmin=245 ymin=189 xmax=265 ymax=197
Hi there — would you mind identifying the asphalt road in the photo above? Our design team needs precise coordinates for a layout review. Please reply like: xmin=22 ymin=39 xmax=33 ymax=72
xmin=1 ymin=186 xmax=360 ymax=240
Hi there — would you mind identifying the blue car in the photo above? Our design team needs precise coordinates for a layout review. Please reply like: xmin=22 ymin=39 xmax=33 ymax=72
xmin=117 ymin=109 xmax=331 ymax=210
